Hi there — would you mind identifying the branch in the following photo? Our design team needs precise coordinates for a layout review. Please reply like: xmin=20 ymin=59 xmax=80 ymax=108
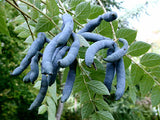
xmin=19 ymin=0 xmax=61 ymax=31
xmin=12 ymin=0 xmax=34 ymax=41
xmin=56 ymin=101 xmax=64 ymax=120
xmin=6 ymin=0 xmax=55 ymax=37
xmin=97 ymin=0 xmax=117 ymax=41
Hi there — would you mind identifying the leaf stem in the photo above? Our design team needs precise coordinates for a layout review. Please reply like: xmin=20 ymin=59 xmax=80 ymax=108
xmin=58 ymin=0 xmax=67 ymax=13
xmin=97 ymin=0 xmax=117 ymax=41
xmin=126 ymin=55 xmax=160 ymax=86
xmin=19 ymin=0 xmax=61 ymax=31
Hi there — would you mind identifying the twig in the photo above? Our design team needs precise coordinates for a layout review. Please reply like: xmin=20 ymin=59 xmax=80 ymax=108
xmin=97 ymin=0 xmax=117 ymax=41
xmin=19 ymin=0 xmax=61 ymax=31
xmin=12 ymin=0 xmax=34 ymax=41
xmin=58 ymin=0 xmax=67 ymax=13
xmin=56 ymin=100 xmax=64 ymax=120
xmin=6 ymin=0 xmax=55 ymax=37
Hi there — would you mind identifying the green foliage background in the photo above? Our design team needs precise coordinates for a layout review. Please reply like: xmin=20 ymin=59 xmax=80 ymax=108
xmin=1 ymin=0 xmax=160 ymax=120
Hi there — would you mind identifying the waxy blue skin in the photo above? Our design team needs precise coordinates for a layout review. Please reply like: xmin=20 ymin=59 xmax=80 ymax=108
xmin=28 ymin=74 xmax=48 ymax=110
xmin=42 ymin=14 xmax=73 ymax=75
xmin=79 ymin=32 xmax=111 ymax=42
xmin=30 ymin=52 xmax=42 ymax=84
xmin=103 ymin=38 xmax=128 ymax=62
xmin=23 ymin=71 xmax=31 ymax=83
xmin=48 ymin=46 xmax=70 ymax=86
xmin=85 ymin=40 xmax=115 ymax=67
xmin=61 ymin=59 xmax=77 ymax=103
xmin=104 ymin=48 xmax=116 ymax=92
xmin=58 ymin=32 xmax=80 ymax=68
xmin=11 ymin=33 xmax=47 ymax=76
xmin=101 ymin=11 xmax=118 ymax=22
xmin=78 ymin=15 xmax=102 ymax=34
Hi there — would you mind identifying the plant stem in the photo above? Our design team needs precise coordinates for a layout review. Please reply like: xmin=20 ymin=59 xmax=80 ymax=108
xmin=12 ymin=0 xmax=34 ymax=41
xmin=126 ymin=54 xmax=160 ymax=86
xmin=58 ymin=0 xmax=67 ymax=13
xmin=97 ymin=0 xmax=117 ymax=41
xmin=6 ymin=0 xmax=55 ymax=37
xmin=19 ymin=0 xmax=61 ymax=31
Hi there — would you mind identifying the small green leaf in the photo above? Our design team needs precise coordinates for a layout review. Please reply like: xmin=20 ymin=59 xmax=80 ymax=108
xmin=48 ymin=82 xmax=57 ymax=104
xmin=139 ymin=74 xmax=154 ymax=96
xmin=123 ymin=55 xmax=131 ymax=70
xmin=33 ymin=81 xmax=41 ymax=90
xmin=89 ymin=5 xmax=103 ymax=19
xmin=69 ymin=0 xmax=85 ymax=10
xmin=80 ymin=91 xmax=90 ymax=104
xmin=24 ymin=36 xmax=34 ymax=44
xmin=127 ymin=41 xmax=151 ymax=56
xmin=18 ymin=30 xmax=30 ymax=38
xmin=97 ymin=20 xmax=118 ymax=38
xmin=116 ymin=28 xmax=137 ymax=45
xmin=35 ymin=0 xmax=41 ymax=9
xmin=77 ymin=34 xmax=90 ymax=47
xmin=30 ymin=8 xmax=39 ymax=19
xmin=151 ymin=66 xmax=160 ymax=79
xmin=151 ymin=85 xmax=160 ymax=107
xmin=87 ymin=80 xmax=109 ymax=95
xmin=94 ymin=99 xmax=110 ymax=111
xmin=91 ymin=111 xmax=114 ymax=120
xmin=131 ymin=63 xmax=144 ymax=85
xmin=38 ymin=105 xmax=47 ymax=114
xmin=90 ymin=70 xmax=105 ymax=82
xmin=13 ymin=15 xmax=25 ymax=24
xmin=78 ymin=47 xmax=88 ymax=59
xmin=81 ymin=102 xmax=94 ymax=119
xmin=75 ymin=2 xmax=90 ymax=22
xmin=129 ymin=86 xmax=136 ymax=104
xmin=62 ymin=67 xmax=69 ymax=83
xmin=35 ymin=16 xmax=58 ymax=32
xmin=46 ymin=0 xmax=59 ymax=17
xmin=47 ymin=96 xmax=56 ymax=120
xmin=140 ymin=53 xmax=160 ymax=67
xmin=0 ymin=4 xmax=9 ymax=36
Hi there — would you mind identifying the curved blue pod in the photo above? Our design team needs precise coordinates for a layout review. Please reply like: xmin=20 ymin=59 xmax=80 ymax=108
xmin=48 ymin=46 xmax=70 ymax=86
xmin=58 ymin=32 xmax=80 ymax=68
xmin=23 ymin=71 xmax=31 ymax=83
xmin=78 ymin=15 xmax=103 ymax=34
xmin=28 ymin=74 xmax=48 ymax=110
xmin=79 ymin=32 xmax=111 ymax=42
xmin=101 ymin=11 xmax=118 ymax=22
xmin=103 ymin=38 xmax=128 ymax=62
xmin=30 ymin=52 xmax=42 ymax=84
xmin=104 ymin=48 xmax=115 ymax=92
xmin=115 ymin=57 xmax=125 ymax=100
xmin=85 ymin=40 xmax=115 ymax=67
xmin=11 ymin=33 xmax=46 ymax=76
xmin=61 ymin=59 xmax=77 ymax=103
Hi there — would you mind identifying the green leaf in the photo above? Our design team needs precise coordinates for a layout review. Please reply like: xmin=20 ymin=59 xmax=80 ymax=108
xmin=97 ymin=20 xmax=118 ymax=38
xmin=129 ymin=86 xmax=136 ymax=104
xmin=77 ymin=34 xmax=90 ymax=47
xmin=151 ymin=85 xmax=160 ymax=106
xmin=127 ymin=41 xmax=151 ymax=56
xmin=91 ymin=111 xmax=114 ymax=120
xmin=139 ymin=74 xmax=154 ymax=96
xmin=80 ymin=91 xmax=90 ymax=104
xmin=0 ymin=4 xmax=9 ymax=36
xmin=13 ymin=15 xmax=25 ymax=24
xmin=18 ymin=30 xmax=30 ymax=38
xmin=33 ymin=81 xmax=41 ymax=90
xmin=89 ymin=5 xmax=103 ymax=19
xmin=35 ymin=16 xmax=58 ymax=32
xmin=24 ymin=36 xmax=34 ymax=44
xmin=123 ymin=55 xmax=131 ymax=70
xmin=94 ymin=99 xmax=110 ymax=111
xmin=75 ymin=2 xmax=90 ymax=22
xmin=131 ymin=63 xmax=144 ymax=85
xmin=38 ymin=105 xmax=47 ymax=114
xmin=140 ymin=53 xmax=160 ymax=67
xmin=81 ymin=102 xmax=94 ymax=119
xmin=87 ymin=80 xmax=109 ymax=95
xmin=116 ymin=28 xmax=137 ymax=45
xmin=35 ymin=0 xmax=41 ymax=9
xmin=62 ymin=67 xmax=69 ymax=83
xmin=78 ymin=47 xmax=88 ymax=59
xmin=48 ymin=82 xmax=57 ymax=104
xmin=30 ymin=8 xmax=39 ymax=19
xmin=46 ymin=0 xmax=59 ymax=17
xmin=151 ymin=66 xmax=160 ymax=79
xmin=90 ymin=70 xmax=105 ymax=82
xmin=94 ymin=59 xmax=105 ymax=71
xmin=47 ymin=96 xmax=56 ymax=120
xmin=69 ymin=0 xmax=85 ymax=10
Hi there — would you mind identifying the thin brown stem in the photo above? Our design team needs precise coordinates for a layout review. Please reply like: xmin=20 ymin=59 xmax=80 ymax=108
xmin=97 ymin=0 xmax=117 ymax=41
xmin=19 ymin=0 xmax=61 ymax=31
xmin=12 ymin=0 xmax=34 ymax=41
xmin=58 ymin=0 xmax=67 ymax=13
